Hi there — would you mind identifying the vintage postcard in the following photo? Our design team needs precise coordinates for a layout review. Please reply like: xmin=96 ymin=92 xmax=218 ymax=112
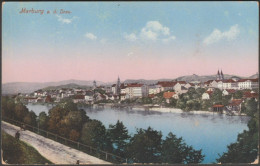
xmin=1 ymin=1 xmax=259 ymax=165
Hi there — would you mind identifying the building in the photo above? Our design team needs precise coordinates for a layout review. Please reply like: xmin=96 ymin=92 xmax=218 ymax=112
xmin=116 ymin=76 xmax=121 ymax=95
xmin=73 ymin=95 xmax=85 ymax=103
xmin=222 ymin=79 xmax=237 ymax=90
xmin=111 ymin=84 xmax=116 ymax=94
xmin=226 ymin=99 xmax=243 ymax=112
xmin=202 ymin=91 xmax=213 ymax=100
xmin=222 ymin=89 xmax=236 ymax=96
xmin=173 ymin=83 xmax=188 ymax=94
xmin=243 ymin=91 xmax=258 ymax=100
xmin=237 ymin=79 xmax=259 ymax=90
xmin=125 ymin=83 xmax=148 ymax=99
xmin=156 ymin=81 xmax=177 ymax=92
xmin=216 ymin=69 xmax=224 ymax=80
xmin=163 ymin=91 xmax=179 ymax=103
xmin=212 ymin=104 xmax=224 ymax=112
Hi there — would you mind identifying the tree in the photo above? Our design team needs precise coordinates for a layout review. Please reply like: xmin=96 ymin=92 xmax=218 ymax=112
xmin=14 ymin=103 xmax=29 ymax=122
xmin=245 ymin=98 xmax=258 ymax=117
xmin=108 ymin=120 xmax=130 ymax=157
xmin=216 ymin=118 xmax=258 ymax=163
xmin=23 ymin=111 xmax=37 ymax=126
xmin=80 ymin=120 xmax=111 ymax=151
xmin=217 ymin=101 xmax=259 ymax=163
xmin=48 ymin=106 xmax=69 ymax=134
xmin=168 ymin=98 xmax=177 ymax=107
xmin=187 ymin=87 xmax=196 ymax=100
xmin=69 ymin=129 xmax=80 ymax=141
xmin=211 ymin=89 xmax=222 ymax=104
xmin=1 ymin=97 xmax=15 ymax=119
xmin=161 ymin=132 xmax=204 ymax=164
xmin=127 ymin=127 xmax=162 ymax=163
xmin=38 ymin=112 xmax=49 ymax=130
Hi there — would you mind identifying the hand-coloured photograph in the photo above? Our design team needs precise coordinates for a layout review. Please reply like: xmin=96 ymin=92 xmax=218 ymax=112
xmin=1 ymin=1 xmax=259 ymax=165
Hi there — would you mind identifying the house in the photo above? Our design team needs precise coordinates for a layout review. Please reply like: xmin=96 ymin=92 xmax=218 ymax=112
xmin=243 ymin=91 xmax=258 ymax=100
xmin=222 ymin=89 xmax=236 ymax=96
xmin=209 ymin=80 xmax=219 ymax=88
xmin=120 ymin=84 xmax=127 ymax=94
xmin=163 ymin=91 xmax=178 ymax=103
xmin=174 ymin=83 xmax=188 ymax=94
xmin=203 ymin=80 xmax=213 ymax=88
xmin=177 ymin=81 xmax=187 ymax=86
xmin=212 ymin=104 xmax=224 ymax=112
xmin=73 ymin=95 xmax=85 ymax=103
xmin=237 ymin=79 xmax=259 ymax=90
xmin=148 ymin=85 xmax=157 ymax=94
xmin=202 ymin=91 xmax=213 ymax=100
xmin=222 ymin=79 xmax=237 ymax=90
xmin=184 ymin=83 xmax=194 ymax=89
xmin=85 ymin=91 xmax=94 ymax=102
xmin=111 ymin=84 xmax=117 ymax=94
xmin=226 ymin=99 xmax=243 ymax=112
xmin=156 ymin=81 xmax=177 ymax=92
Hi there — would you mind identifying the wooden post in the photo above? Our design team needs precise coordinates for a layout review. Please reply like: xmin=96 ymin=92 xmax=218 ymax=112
xmin=106 ymin=153 xmax=108 ymax=160
xmin=47 ymin=132 xmax=49 ymax=137
xmin=126 ymin=158 xmax=128 ymax=164
xmin=77 ymin=142 xmax=79 ymax=149
xmin=55 ymin=134 xmax=57 ymax=141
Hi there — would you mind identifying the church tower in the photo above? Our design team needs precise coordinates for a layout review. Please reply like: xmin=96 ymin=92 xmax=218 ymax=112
xmin=220 ymin=70 xmax=224 ymax=80
xmin=116 ymin=76 xmax=121 ymax=95
xmin=217 ymin=70 xmax=220 ymax=80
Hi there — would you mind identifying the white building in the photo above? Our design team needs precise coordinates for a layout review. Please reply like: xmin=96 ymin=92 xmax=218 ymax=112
xmin=125 ymin=84 xmax=148 ymax=99
xmin=174 ymin=83 xmax=188 ymax=94
xmin=202 ymin=91 xmax=212 ymax=100
xmin=237 ymin=79 xmax=259 ymax=90
xmin=222 ymin=79 xmax=238 ymax=90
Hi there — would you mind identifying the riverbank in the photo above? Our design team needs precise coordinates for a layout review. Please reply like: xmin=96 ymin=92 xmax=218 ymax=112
xmin=100 ymin=104 xmax=248 ymax=116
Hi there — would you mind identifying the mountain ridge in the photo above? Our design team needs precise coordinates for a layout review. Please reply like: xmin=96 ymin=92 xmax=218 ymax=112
xmin=2 ymin=74 xmax=258 ymax=94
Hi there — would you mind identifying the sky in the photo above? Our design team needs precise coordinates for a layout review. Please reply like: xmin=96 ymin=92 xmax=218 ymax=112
xmin=2 ymin=2 xmax=259 ymax=83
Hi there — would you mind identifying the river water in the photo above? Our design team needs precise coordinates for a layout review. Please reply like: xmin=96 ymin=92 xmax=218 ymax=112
xmin=26 ymin=103 xmax=250 ymax=163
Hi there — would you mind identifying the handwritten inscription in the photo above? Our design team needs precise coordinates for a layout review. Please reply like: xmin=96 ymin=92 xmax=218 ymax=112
xmin=19 ymin=8 xmax=71 ymax=15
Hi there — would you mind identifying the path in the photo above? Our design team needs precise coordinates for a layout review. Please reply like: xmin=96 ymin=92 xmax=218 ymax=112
xmin=1 ymin=121 xmax=111 ymax=164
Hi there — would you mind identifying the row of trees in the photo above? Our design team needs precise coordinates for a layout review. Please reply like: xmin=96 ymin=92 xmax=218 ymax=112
xmin=2 ymin=96 xmax=204 ymax=164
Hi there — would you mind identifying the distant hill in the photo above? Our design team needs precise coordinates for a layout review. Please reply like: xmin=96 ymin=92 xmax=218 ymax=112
xmin=249 ymin=73 xmax=259 ymax=79
xmin=42 ymin=83 xmax=91 ymax=91
xmin=174 ymin=74 xmax=245 ymax=82
xmin=124 ymin=74 xmax=246 ymax=85
xmin=124 ymin=79 xmax=173 ymax=85
xmin=2 ymin=79 xmax=105 ymax=94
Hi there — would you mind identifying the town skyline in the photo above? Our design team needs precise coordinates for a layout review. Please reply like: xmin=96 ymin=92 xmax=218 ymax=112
xmin=2 ymin=2 xmax=259 ymax=83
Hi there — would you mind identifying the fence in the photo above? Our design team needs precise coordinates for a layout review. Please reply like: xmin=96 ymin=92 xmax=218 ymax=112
xmin=2 ymin=117 xmax=126 ymax=164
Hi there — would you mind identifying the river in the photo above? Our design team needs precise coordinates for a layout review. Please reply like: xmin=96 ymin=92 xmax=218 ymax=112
xmin=26 ymin=103 xmax=250 ymax=163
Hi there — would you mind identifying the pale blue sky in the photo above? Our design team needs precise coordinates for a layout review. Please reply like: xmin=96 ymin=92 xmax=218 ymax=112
xmin=2 ymin=2 xmax=259 ymax=83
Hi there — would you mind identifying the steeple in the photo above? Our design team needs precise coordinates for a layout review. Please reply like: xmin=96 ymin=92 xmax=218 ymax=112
xmin=221 ymin=69 xmax=224 ymax=80
xmin=217 ymin=69 xmax=220 ymax=80
xmin=116 ymin=76 xmax=121 ymax=95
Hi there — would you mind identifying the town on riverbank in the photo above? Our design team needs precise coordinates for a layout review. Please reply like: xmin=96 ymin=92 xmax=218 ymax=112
xmin=10 ymin=70 xmax=258 ymax=116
